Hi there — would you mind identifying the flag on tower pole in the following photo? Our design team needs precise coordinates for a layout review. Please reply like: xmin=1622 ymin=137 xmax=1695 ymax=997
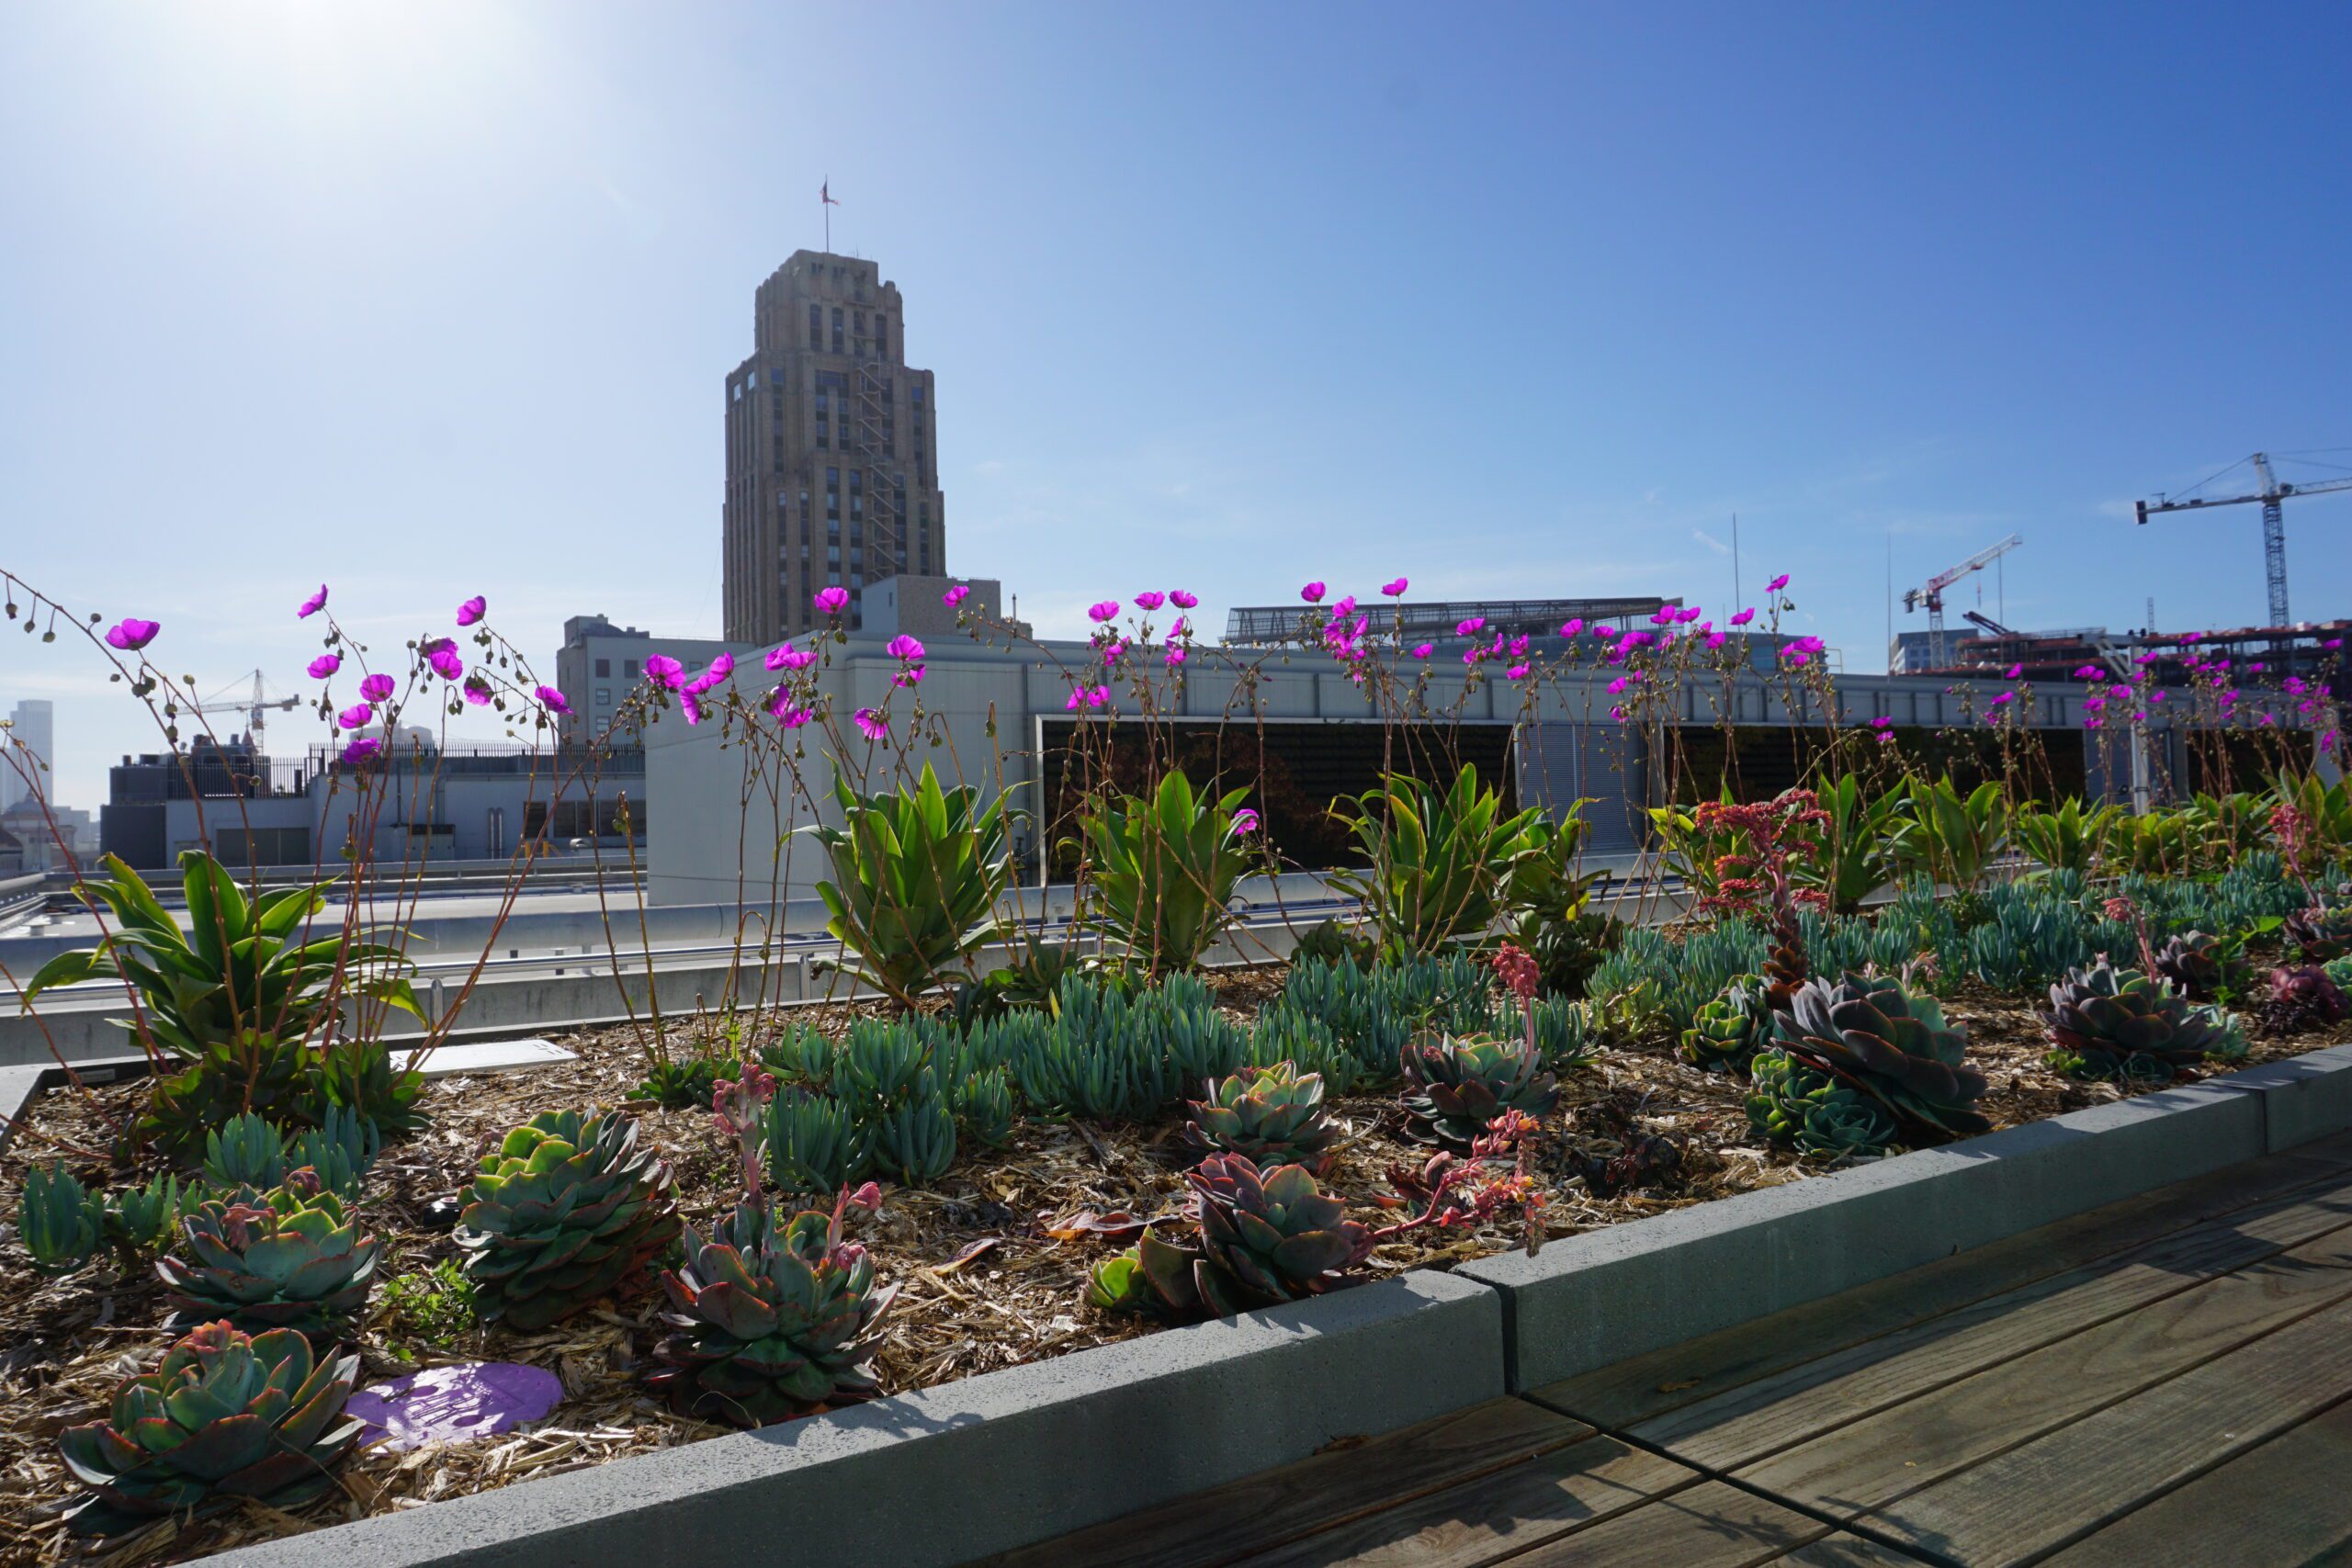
xmin=820 ymin=179 xmax=839 ymax=250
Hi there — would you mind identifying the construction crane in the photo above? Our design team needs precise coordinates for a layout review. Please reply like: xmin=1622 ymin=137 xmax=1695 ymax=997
xmin=2136 ymin=452 xmax=2352 ymax=627
xmin=1903 ymin=534 xmax=2022 ymax=671
xmin=189 ymin=670 xmax=300 ymax=751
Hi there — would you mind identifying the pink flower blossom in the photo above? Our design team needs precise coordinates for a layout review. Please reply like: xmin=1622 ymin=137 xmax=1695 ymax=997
xmin=1134 ymin=591 xmax=1165 ymax=612
xmin=105 ymin=618 xmax=160 ymax=651
xmin=1559 ymin=617 xmax=1584 ymax=637
xmin=1608 ymin=675 xmax=1634 ymax=695
xmin=1593 ymin=626 xmax=1619 ymax=642
xmin=1870 ymin=716 xmax=1894 ymax=729
xmin=1508 ymin=663 xmax=1532 ymax=680
xmin=1230 ymin=807 xmax=1261 ymax=835
xmin=1409 ymin=643 xmax=1432 ymax=659
xmin=644 ymin=654 xmax=684 ymax=688
xmin=1610 ymin=705 xmax=1627 ymax=722
xmin=1766 ymin=573 xmax=1790 ymax=592
xmin=2005 ymin=664 xmax=2024 ymax=680
xmin=462 ymin=676 xmax=492 ymax=706
xmin=1650 ymin=606 xmax=1676 ymax=626
xmin=340 ymin=737 xmax=382 ymax=765
xmin=308 ymin=654 xmax=342 ymax=679
xmin=298 ymin=585 xmax=329 ymax=619
xmin=1380 ymin=578 xmax=1408 ymax=597
xmin=814 ymin=586 xmax=851 ymax=615
xmin=537 ymin=685 xmax=571 ymax=714
xmin=1169 ymin=589 xmax=1198 ymax=609
xmin=1165 ymin=644 xmax=1186 ymax=668
xmin=942 ymin=584 xmax=971 ymax=608
xmin=1622 ymin=631 xmax=1652 ymax=649
xmin=337 ymin=702 xmax=372 ymax=730
xmin=427 ymin=645 xmax=464 ymax=682
xmin=359 ymin=673 xmax=394 ymax=703
xmin=887 ymin=634 xmax=924 ymax=661
xmin=2075 ymin=665 xmax=2105 ymax=680
xmin=769 ymin=692 xmax=814 ymax=727
xmin=1456 ymin=616 xmax=1485 ymax=637
xmin=680 ymin=691 xmax=704 ymax=726
xmin=1300 ymin=581 xmax=1326 ymax=604
xmin=1332 ymin=595 xmax=1357 ymax=618
xmin=456 ymin=595 xmax=486 ymax=626
xmin=1088 ymin=600 xmax=1119 ymax=622
xmin=1990 ymin=692 xmax=2015 ymax=705
xmin=1729 ymin=608 xmax=1755 ymax=627
xmin=1705 ymin=631 xmax=1727 ymax=649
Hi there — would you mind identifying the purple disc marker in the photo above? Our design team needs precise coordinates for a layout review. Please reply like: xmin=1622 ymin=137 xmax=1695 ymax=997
xmin=347 ymin=1361 xmax=565 ymax=1450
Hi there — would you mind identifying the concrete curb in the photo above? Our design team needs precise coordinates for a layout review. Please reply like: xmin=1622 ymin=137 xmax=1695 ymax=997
xmin=1456 ymin=1074 xmax=2303 ymax=1392
xmin=206 ymin=1270 xmax=1503 ymax=1568
xmin=2208 ymin=1043 xmax=2352 ymax=1153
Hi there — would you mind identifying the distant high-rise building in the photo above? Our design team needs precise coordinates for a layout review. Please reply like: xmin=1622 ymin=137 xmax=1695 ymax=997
xmin=2 ymin=698 xmax=55 ymax=811
xmin=722 ymin=250 xmax=946 ymax=644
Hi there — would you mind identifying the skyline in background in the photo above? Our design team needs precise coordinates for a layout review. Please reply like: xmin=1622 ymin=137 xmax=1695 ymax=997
xmin=4 ymin=1 xmax=2350 ymax=809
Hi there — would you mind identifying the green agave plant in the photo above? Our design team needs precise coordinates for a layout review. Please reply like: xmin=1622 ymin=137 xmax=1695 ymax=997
xmin=454 ymin=1110 xmax=680 ymax=1330
xmin=1769 ymin=973 xmax=1991 ymax=1141
xmin=1801 ymin=772 xmax=1906 ymax=913
xmin=1747 ymin=1050 xmax=1898 ymax=1159
xmin=802 ymin=763 xmax=1016 ymax=1007
xmin=158 ymin=1168 xmax=382 ymax=1340
xmin=650 ymin=1195 xmax=897 ymax=1426
xmin=1088 ymin=1154 xmax=1373 ymax=1321
xmin=1890 ymin=777 xmax=2008 ymax=893
xmin=1184 ymin=1061 xmax=1340 ymax=1173
xmin=1074 ymin=770 xmax=1256 ymax=975
xmin=59 ymin=1321 xmax=363 ymax=1537
xmin=19 ymin=1163 xmax=104 ymax=1277
xmin=2042 ymin=961 xmax=2222 ymax=1083
xmin=1329 ymin=762 xmax=1547 ymax=957
xmin=2014 ymin=796 xmax=2121 ymax=879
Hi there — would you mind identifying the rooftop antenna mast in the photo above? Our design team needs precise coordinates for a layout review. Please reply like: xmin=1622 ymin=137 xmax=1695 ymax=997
xmin=820 ymin=178 xmax=840 ymax=252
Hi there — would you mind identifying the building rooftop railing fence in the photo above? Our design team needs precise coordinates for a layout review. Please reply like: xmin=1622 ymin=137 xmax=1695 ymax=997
xmin=1223 ymin=596 xmax=1675 ymax=647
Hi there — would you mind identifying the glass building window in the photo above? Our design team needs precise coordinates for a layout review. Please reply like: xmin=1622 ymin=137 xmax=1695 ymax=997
xmin=594 ymin=658 xmax=610 ymax=678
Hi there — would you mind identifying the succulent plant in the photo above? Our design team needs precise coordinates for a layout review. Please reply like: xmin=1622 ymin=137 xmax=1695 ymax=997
xmin=19 ymin=1163 xmax=104 ymax=1277
xmin=1747 ymin=1049 xmax=1899 ymax=1158
xmin=2150 ymin=931 xmax=2231 ymax=1002
xmin=2042 ymin=962 xmax=2222 ymax=1083
xmin=1398 ymin=1034 xmax=1559 ymax=1147
xmin=650 ymin=1195 xmax=897 ymax=1426
xmin=1088 ymin=1155 xmax=1374 ymax=1321
xmin=58 ymin=1321 xmax=362 ymax=1537
xmin=159 ymin=1168 xmax=382 ymax=1340
xmin=2197 ymin=1005 xmax=2252 ymax=1066
xmin=2326 ymin=954 xmax=2352 ymax=994
xmin=454 ymin=1110 xmax=680 ymax=1331
xmin=1184 ymin=1063 xmax=1341 ymax=1173
xmin=2263 ymin=964 xmax=2350 ymax=1035
xmin=1770 ymin=973 xmax=1991 ymax=1139
xmin=202 ymin=1111 xmax=288 ymax=1192
xmin=1679 ymin=976 xmax=1769 ymax=1076
xmin=2287 ymin=903 xmax=2352 ymax=964
xmin=103 ymin=1173 xmax=197 ymax=1257
xmin=763 ymin=1088 xmax=867 ymax=1194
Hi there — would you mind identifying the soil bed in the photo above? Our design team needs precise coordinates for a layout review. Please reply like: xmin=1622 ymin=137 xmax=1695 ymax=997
xmin=1 ymin=966 xmax=2345 ymax=1566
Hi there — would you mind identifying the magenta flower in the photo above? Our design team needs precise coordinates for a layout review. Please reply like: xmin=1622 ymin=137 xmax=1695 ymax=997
xmin=854 ymin=707 xmax=890 ymax=740
xmin=1509 ymin=635 xmax=1530 ymax=658
xmin=1508 ymin=663 xmax=1532 ymax=681
xmin=892 ymin=665 xmax=925 ymax=688
xmin=1380 ymin=578 xmax=1408 ymax=597
xmin=1300 ymin=581 xmax=1326 ymax=604
xmin=1705 ymin=631 xmax=1727 ymax=649
xmin=768 ymin=690 xmax=814 ymax=727
xmin=644 ymin=654 xmax=684 ymax=689
xmin=1455 ymin=616 xmax=1485 ymax=637
xmin=1230 ymin=807 xmax=1261 ymax=836
xmin=1871 ymin=716 xmax=1894 ymax=729
xmin=1170 ymin=589 xmax=1199 ymax=610
xmin=1088 ymin=601 xmax=1119 ymax=623
xmin=1332 ymin=594 xmax=1357 ymax=619
xmin=105 ymin=617 xmax=160 ymax=651
xmin=1650 ymin=606 xmax=1676 ymax=626
xmin=768 ymin=644 xmax=817 ymax=672
xmin=1594 ymin=626 xmax=1619 ymax=642
xmin=1677 ymin=605 xmax=1702 ymax=623
xmin=298 ymin=585 xmax=329 ymax=619
xmin=337 ymin=702 xmax=373 ymax=730
xmin=1610 ymin=705 xmax=1627 ymax=723
xmin=708 ymin=652 xmax=736 ymax=682
xmin=308 ymin=654 xmax=342 ymax=680
xmin=943 ymin=584 xmax=971 ymax=608
xmin=359 ymin=673 xmax=395 ymax=703
xmin=427 ymin=645 xmax=464 ymax=682
xmin=1766 ymin=573 xmax=1791 ymax=592
xmin=1622 ymin=631 xmax=1652 ymax=650
xmin=1560 ymin=617 xmax=1584 ymax=637
xmin=1728 ymin=608 xmax=1755 ymax=627
xmin=1134 ymin=591 xmax=1166 ymax=612
xmin=1165 ymin=644 xmax=1187 ymax=668
xmin=2005 ymin=663 xmax=2024 ymax=680
xmin=1784 ymin=650 xmax=1811 ymax=667
xmin=814 ymin=586 xmax=851 ymax=615
xmin=1607 ymin=675 xmax=1633 ymax=695
xmin=340 ymin=736 xmax=383 ymax=766
xmin=886 ymin=634 xmax=924 ymax=661
xmin=1991 ymin=692 xmax=2015 ymax=705
xmin=462 ymin=676 xmax=492 ymax=706
xmin=1409 ymin=643 xmax=1432 ymax=660
xmin=457 ymin=594 xmax=486 ymax=627
xmin=537 ymin=685 xmax=571 ymax=715
xmin=680 ymin=692 xmax=705 ymax=726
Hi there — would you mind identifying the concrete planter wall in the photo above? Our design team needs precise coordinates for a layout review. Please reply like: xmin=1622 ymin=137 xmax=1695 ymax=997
xmin=6 ymin=1046 xmax=2349 ymax=1566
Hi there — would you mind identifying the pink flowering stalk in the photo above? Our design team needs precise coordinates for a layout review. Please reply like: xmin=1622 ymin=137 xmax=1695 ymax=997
xmin=1380 ymin=577 xmax=1408 ymax=597
xmin=456 ymin=594 xmax=487 ymax=626
xmin=297 ymin=585 xmax=329 ymax=619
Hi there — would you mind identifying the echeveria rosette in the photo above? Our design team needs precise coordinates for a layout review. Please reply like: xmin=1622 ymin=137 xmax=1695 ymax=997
xmin=1747 ymin=1049 xmax=1898 ymax=1159
xmin=157 ymin=1169 xmax=382 ymax=1341
xmin=1398 ymin=1033 xmax=1559 ymax=1148
xmin=2287 ymin=903 xmax=2352 ymax=964
xmin=58 ymin=1321 xmax=363 ymax=1537
xmin=2150 ymin=931 xmax=2230 ymax=1002
xmin=453 ymin=1109 xmax=680 ymax=1331
xmin=649 ymin=1197 xmax=897 ymax=1427
xmin=1088 ymin=1155 xmax=1373 ymax=1322
xmin=1183 ymin=1062 xmax=1340 ymax=1174
xmin=1769 ymin=973 xmax=1991 ymax=1142
xmin=2041 ymin=962 xmax=2221 ymax=1084
xmin=1680 ymin=975 xmax=1769 ymax=1076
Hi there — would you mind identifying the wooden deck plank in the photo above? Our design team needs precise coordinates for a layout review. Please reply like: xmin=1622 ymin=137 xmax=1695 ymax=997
xmin=1735 ymin=1220 xmax=2352 ymax=1516
xmin=1618 ymin=1171 xmax=2352 ymax=1472
xmin=972 ymin=1398 xmax=1589 ymax=1568
xmin=1769 ymin=1532 xmax=1939 ymax=1565
xmin=1499 ymin=1481 xmax=1831 ymax=1567
xmin=1221 ymin=1432 xmax=1694 ymax=1568
xmin=1854 ymin=1294 xmax=2352 ymax=1565
xmin=1529 ymin=1136 xmax=2352 ymax=1433
xmin=2041 ymin=1395 xmax=2352 ymax=1567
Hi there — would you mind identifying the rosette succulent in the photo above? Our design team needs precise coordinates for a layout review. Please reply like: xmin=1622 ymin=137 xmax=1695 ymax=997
xmin=58 ymin=1322 xmax=363 ymax=1537
xmin=1398 ymin=1034 xmax=1559 ymax=1147
xmin=454 ymin=1110 xmax=680 ymax=1330
xmin=1770 ymin=973 xmax=1991 ymax=1140
xmin=2197 ymin=1005 xmax=2252 ymax=1066
xmin=2263 ymin=964 xmax=2350 ymax=1035
xmin=650 ymin=1195 xmax=896 ymax=1427
xmin=1088 ymin=1154 xmax=1373 ymax=1321
xmin=1747 ymin=1050 xmax=1898 ymax=1158
xmin=1680 ymin=975 xmax=1768 ymax=1076
xmin=158 ymin=1168 xmax=382 ymax=1340
xmin=1184 ymin=1062 xmax=1340 ymax=1173
xmin=2042 ymin=962 xmax=2221 ymax=1084
xmin=2287 ymin=903 xmax=2352 ymax=964
xmin=2150 ymin=931 xmax=2230 ymax=1002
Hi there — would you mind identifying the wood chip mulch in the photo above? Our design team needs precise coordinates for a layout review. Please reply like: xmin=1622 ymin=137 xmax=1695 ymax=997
xmin=1 ymin=966 xmax=2346 ymax=1565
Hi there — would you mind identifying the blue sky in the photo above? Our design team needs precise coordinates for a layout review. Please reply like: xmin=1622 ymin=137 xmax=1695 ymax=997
xmin=4 ymin=2 xmax=2350 ymax=807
